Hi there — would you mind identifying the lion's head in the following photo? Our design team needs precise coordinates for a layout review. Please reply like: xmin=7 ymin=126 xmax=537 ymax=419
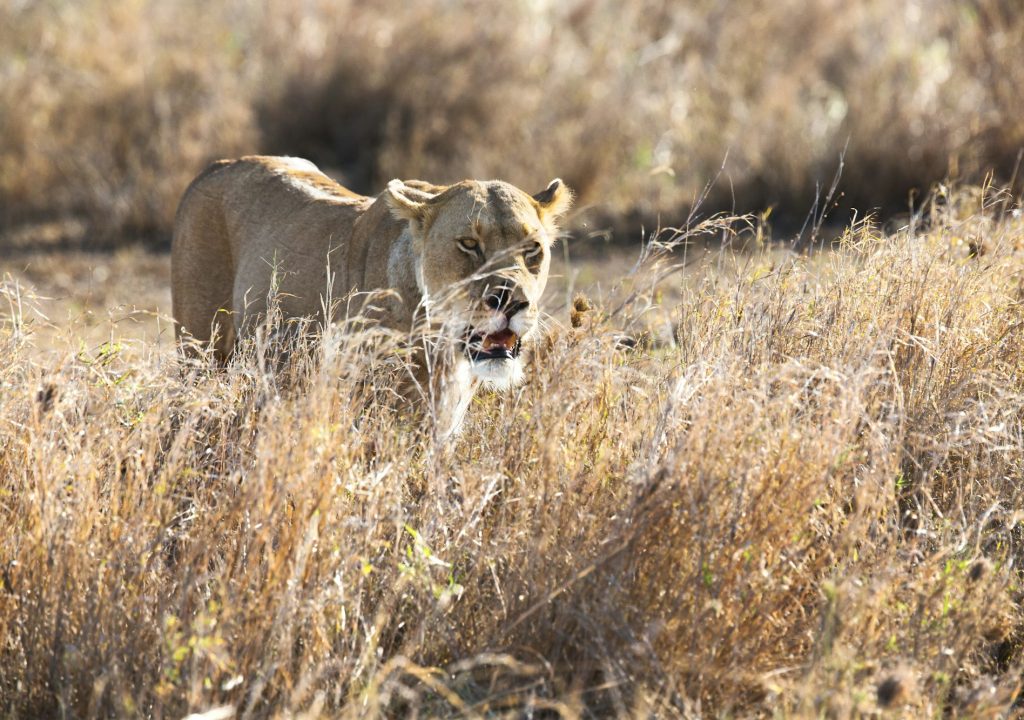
xmin=385 ymin=177 xmax=572 ymax=388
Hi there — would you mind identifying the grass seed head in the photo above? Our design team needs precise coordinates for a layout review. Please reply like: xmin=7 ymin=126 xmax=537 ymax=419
xmin=570 ymin=293 xmax=593 ymax=328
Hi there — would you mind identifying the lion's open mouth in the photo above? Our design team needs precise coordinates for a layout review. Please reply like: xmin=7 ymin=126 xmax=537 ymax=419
xmin=466 ymin=328 xmax=522 ymax=362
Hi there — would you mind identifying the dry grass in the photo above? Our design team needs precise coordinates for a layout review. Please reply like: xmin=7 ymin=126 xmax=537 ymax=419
xmin=3 ymin=187 xmax=1024 ymax=717
xmin=2 ymin=0 xmax=1023 ymax=240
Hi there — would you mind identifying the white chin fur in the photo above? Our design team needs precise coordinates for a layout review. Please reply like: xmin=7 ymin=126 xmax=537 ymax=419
xmin=470 ymin=357 xmax=524 ymax=390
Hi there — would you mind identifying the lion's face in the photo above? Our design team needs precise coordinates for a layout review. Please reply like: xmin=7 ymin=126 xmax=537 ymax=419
xmin=386 ymin=178 xmax=572 ymax=388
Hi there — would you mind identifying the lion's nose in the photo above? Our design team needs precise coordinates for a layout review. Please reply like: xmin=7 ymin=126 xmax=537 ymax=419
xmin=505 ymin=300 xmax=529 ymax=317
xmin=485 ymin=285 xmax=529 ymax=317
xmin=485 ymin=285 xmax=513 ymax=310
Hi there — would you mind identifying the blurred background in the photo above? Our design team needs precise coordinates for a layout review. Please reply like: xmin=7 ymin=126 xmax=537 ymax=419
xmin=1 ymin=0 xmax=1022 ymax=249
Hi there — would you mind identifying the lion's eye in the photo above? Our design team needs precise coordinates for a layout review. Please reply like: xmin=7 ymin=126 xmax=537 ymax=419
xmin=456 ymin=236 xmax=479 ymax=253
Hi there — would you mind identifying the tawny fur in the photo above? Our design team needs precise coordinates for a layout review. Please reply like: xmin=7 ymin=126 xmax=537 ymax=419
xmin=171 ymin=155 xmax=570 ymax=436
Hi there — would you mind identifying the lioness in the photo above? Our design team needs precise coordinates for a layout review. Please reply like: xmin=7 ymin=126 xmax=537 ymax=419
xmin=171 ymin=155 xmax=571 ymax=436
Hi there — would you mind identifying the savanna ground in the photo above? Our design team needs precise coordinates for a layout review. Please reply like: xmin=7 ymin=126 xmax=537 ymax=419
xmin=4 ymin=1 xmax=1024 ymax=718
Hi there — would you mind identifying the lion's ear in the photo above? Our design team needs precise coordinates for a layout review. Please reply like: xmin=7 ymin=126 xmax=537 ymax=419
xmin=533 ymin=178 xmax=573 ymax=222
xmin=401 ymin=179 xmax=448 ymax=200
xmin=384 ymin=179 xmax=433 ymax=228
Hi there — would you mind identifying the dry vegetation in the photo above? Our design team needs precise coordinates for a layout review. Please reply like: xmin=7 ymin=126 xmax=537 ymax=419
xmin=3 ymin=187 xmax=1024 ymax=717
xmin=4 ymin=0 xmax=1024 ymax=717
xmin=1 ymin=0 xmax=1023 ymax=240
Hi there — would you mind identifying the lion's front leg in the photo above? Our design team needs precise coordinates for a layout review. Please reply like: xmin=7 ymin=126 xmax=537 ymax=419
xmin=400 ymin=347 xmax=479 ymax=443
xmin=432 ymin=358 xmax=479 ymax=443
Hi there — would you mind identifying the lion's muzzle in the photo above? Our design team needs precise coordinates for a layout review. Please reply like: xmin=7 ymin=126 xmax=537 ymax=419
xmin=467 ymin=328 xmax=522 ymax=362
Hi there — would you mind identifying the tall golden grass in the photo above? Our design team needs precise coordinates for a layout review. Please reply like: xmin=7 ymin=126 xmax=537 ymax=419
xmin=3 ymin=186 xmax=1024 ymax=716
xmin=1 ymin=0 xmax=1022 ymax=238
